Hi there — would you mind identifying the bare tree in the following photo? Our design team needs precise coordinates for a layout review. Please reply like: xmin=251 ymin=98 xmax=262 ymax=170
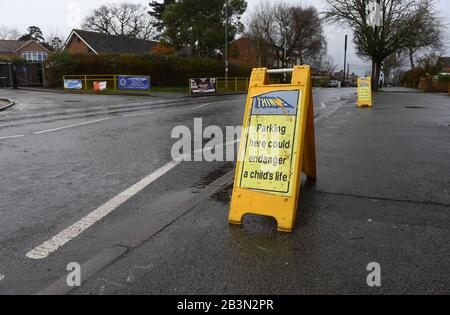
xmin=382 ymin=51 xmax=405 ymax=86
xmin=0 ymin=26 xmax=20 ymax=40
xmin=323 ymin=0 xmax=445 ymax=90
xmin=247 ymin=5 xmax=276 ymax=67
xmin=82 ymin=3 xmax=156 ymax=40
xmin=247 ymin=2 xmax=326 ymax=68
xmin=404 ymin=0 xmax=444 ymax=69
xmin=321 ymin=56 xmax=339 ymax=77
xmin=47 ymin=34 xmax=64 ymax=52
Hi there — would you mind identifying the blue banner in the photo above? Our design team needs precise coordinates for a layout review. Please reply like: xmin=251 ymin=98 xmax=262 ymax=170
xmin=117 ymin=76 xmax=150 ymax=91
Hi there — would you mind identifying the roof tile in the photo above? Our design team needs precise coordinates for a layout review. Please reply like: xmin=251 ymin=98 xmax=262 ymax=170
xmin=72 ymin=30 xmax=158 ymax=54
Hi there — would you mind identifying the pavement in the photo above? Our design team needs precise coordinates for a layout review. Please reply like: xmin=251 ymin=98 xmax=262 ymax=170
xmin=0 ymin=98 xmax=14 ymax=111
xmin=0 ymin=87 xmax=448 ymax=295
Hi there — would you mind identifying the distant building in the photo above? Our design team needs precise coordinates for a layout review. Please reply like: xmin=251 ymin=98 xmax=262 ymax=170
xmin=63 ymin=29 xmax=159 ymax=55
xmin=333 ymin=70 xmax=345 ymax=80
xmin=333 ymin=70 xmax=358 ymax=86
xmin=0 ymin=39 xmax=52 ymax=62
xmin=438 ymin=57 xmax=450 ymax=73
xmin=228 ymin=37 xmax=278 ymax=67
xmin=229 ymin=37 xmax=259 ymax=66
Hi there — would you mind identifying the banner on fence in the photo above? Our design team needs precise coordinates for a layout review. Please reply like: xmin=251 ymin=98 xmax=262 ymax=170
xmin=118 ymin=76 xmax=150 ymax=91
xmin=64 ymin=79 xmax=83 ymax=90
xmin=93 ymin=81 xmax=107 ymax=91
xmin=190 ymin=78 xmax=216 ymax=94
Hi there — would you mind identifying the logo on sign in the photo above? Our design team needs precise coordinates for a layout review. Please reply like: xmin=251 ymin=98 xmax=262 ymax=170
xmin=119 ymin=78 xmax=127 ymax=86
xmin=255 ymin=96 xmax=294 ymax=109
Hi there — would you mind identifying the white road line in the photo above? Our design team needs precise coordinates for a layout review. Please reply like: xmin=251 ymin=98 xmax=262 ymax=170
xmin=26 ymin=160 xmax=181 ymax=260
xmin=192 ymin=103 xmax=211 ymax=110
xmin=32 ymin=103 xmax=213 ymax=134
xmin=0 ymin=274 xmax=4 ymax=282
xmin=25 ymin=139 xmax=240 ymax=260
xmin=315 ymin=101 xmax=345 ymax=123
xmin=33 ymin=118 xmax=113 ymax=135
xmin=0 ymin=134 xmax=24 ymax=140
xmin=24 ymin=92 xmax=336 ymax=260
xmin=121 ymin=103 xmax=211 ymax=119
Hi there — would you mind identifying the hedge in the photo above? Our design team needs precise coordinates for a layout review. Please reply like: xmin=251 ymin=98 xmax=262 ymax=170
xmin=402 ymin=68 xmax=426 ymax=88
xmin=44 ymin=52 xmax=253 ymax=88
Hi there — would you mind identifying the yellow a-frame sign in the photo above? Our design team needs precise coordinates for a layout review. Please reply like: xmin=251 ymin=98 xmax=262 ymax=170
xmin=229 ymin=66 xmax=316 ymax=232
xmin=357 ymin=77 xmax=373 ymax=108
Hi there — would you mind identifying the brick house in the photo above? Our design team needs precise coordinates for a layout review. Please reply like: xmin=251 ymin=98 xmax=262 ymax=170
xmin=229 ymin=37 xmax=279 ymax=68
xmin=0 ymin=39 xmax=52 ymax=62
xmin=63 ymin=29 xmax=158 ymax=55
xmin=438 ymin=57 xmax=450 ymax=73
xmin=229 ymin=37 xmax=259 ymax=66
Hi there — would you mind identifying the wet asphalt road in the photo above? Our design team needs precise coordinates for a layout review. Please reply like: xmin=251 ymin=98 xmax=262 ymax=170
xmin=0 ymin=88 xmax=356 ymax=294
xmin=72 ymin=89 xmax=450 ymax=295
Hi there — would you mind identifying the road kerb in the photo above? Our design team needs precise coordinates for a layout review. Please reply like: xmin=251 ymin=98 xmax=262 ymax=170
xmin=37 ymin=170 xmax=235 ymax=295
xmin=0 ymin=99 xmax=15 ymax=111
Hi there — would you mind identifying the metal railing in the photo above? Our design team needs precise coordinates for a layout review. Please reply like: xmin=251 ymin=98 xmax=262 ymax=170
xmin=63 ymin=75 xmax=151 ymax=94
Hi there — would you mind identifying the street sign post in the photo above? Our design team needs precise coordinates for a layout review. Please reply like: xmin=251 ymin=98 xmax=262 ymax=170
xmin=229 ymin=66 xmax=317 ymax=232
xmin=357 ymin=77 xmax=373 ymax=108
xmin=366 ymin=1 xmax=382 ymax=27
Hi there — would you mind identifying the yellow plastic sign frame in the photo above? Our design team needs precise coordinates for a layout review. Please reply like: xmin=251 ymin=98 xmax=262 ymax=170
xmin=229 ymin=66 xmax=316 ymax=232
xmin=357 ymin=77 xmax=373 ymax=108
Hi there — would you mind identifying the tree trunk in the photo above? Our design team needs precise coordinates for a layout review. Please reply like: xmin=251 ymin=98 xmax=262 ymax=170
xmin=371 ymin=60 xmax=377 ymax=91
xmin=373 ymin=61 xmax=382 ymax=92
xmin=409 ymin=49 xmax=415 ymax=69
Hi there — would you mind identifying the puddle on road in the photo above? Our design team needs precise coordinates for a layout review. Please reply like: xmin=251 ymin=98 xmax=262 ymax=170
xmin=212 ymin=183 xmax=233 ymax=205
xmin=193 ymin=162 xmax=235 ymax=191
xmin=190 ymin=163 xmax=236 ymax=205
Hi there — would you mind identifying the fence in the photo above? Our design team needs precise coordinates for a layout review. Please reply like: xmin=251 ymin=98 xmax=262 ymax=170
xmin=63 ymin=75 xmax=151 ymax=94
xmin=215 ymin=77 xmax=281 ymax=94
xmin=0 ymin=62 xmax=12 ymax=88
xmin=16 ymin=63 xmax=44 ymax=87
xmin=418 ymin=77 xmax=450 ymax=93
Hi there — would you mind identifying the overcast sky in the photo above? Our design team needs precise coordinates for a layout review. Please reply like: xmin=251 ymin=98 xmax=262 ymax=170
xmin=1 ymin=0 xmax=449 ymax=75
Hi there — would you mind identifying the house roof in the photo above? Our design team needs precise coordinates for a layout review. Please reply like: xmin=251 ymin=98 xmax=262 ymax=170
xmin=229 ymin=36 xmax=253 ymax=45
xmin=0 ymin=40 xmax=29 ymax=53
xmin=0 ymin=40 xmax=52 ymax=54
xmin=66 ymin=29 xmax=159 ymax=54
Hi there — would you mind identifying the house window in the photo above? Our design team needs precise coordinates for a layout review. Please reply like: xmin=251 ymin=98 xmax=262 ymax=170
xmin=21 ymin=51 xmax=48 ymax=63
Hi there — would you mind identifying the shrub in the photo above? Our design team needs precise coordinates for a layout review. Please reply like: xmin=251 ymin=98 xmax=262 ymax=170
xmin=438 ymin=74 xmax=450 ymax=83
xmin=403 ymin=68 xmax=426 ymax=88
xmin=45 ymin=53 xmax=253 ymax=88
